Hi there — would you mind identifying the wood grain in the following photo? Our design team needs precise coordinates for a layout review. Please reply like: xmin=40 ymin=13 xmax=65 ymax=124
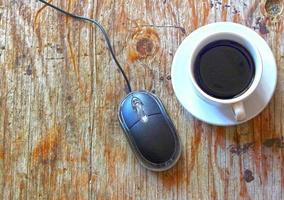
xmin=0 ymin=0 xmax=284 ymax=199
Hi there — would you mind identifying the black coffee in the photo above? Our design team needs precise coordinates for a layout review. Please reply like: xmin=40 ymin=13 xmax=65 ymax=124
xmin=194 ymin=40 xmax=255 ymax=99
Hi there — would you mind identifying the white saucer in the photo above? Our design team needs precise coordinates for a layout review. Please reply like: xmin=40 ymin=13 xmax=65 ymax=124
xmin=171 ymin=22 xmax=277 ymax=126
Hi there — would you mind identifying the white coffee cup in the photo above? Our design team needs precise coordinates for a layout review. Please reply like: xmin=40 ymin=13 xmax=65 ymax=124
xmin=188 ymin=31 xmax=263 ymax=121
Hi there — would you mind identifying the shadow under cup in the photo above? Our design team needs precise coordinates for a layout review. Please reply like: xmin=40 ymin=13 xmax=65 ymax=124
xmin=188 ymin=32 xmax=263 ymax=121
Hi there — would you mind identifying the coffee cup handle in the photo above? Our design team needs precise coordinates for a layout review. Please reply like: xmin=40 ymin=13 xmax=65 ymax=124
xmin=232 ymin=102 xmax=246 ymax=121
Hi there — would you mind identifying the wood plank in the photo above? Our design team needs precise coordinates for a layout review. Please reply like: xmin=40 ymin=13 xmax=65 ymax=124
xmin=1 ymin=0 xmax=284 ymax=199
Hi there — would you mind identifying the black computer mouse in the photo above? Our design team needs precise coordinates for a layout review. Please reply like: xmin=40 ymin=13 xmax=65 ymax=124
xmin=118 ymin=90 xmax=182 ymax=171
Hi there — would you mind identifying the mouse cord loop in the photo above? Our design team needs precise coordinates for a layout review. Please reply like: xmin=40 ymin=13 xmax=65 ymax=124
xmin=38 ymin=0 xmax=132 ymax=93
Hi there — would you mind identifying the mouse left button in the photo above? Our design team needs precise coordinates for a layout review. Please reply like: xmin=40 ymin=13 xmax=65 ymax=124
xmin=119 ymin=95 xmax=140 ymax=128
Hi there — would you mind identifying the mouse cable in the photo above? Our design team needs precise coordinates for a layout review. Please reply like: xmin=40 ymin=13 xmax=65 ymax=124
xmin=38 ymin=0 xmax=132 ymax=93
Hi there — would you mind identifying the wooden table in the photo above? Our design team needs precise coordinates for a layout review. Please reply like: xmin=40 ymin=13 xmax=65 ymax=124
xmin=1 ymin=0 xmax=284 ymax=199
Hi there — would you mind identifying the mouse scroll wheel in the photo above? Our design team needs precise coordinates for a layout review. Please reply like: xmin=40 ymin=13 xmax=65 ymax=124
xmin=131 ymin=97 xmax=148 ymax=123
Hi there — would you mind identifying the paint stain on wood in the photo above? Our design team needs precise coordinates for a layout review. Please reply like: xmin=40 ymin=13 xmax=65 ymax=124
xmin=25 ymin=65 xmax=32 ymax=76
xmin=244 ymin=169 xmax=255 ymax=183
xmin=188 ymin=0 xmax=198 ymax=29
xmin=215 ymin=127 xmax=226 ymax=149
xmin=73 ymin=171 xmax=89 ymax=197
xmin=166 ymin=75 xmax=171 ymax=80
xmin=233 ymin=13 xmax=241 ymax=23
xmin=80 ymin=149 xmax=89 ymax=162
xmin=263 ymin=137 xmax=284 ymax=148
xmin=221 ymin=0 xmax=228 ymax=21
xmin=202 ymin=0 xmax=210 ymax=25
xmin=65 ymin=149 xmax=89 ymax=164
xmin=161 ymin=169 xmax=179 ymax=190
xmin=11 ymin=135 xmax=26 ymax=162
xmin=32 ymin=125 xmax=62 ymax=165
xmin=0 ymin=148 xmax=4 ymax=160
xmin=256 ymin=17 xmax=270 ymax=34
xmin=228 ymin=142 xmax=255 ymax=156
xmin=239 ymin=171 xmax=250 ymax=198
xmin=128 ymin=50 xmax=139 ymax=63
xmin=105 ymin=147 xmax=116 ymax=180
xmin=104 ymin=146 xmax=127 ymax=180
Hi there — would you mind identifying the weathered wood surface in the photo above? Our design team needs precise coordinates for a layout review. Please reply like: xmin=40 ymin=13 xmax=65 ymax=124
xmin=1 ymin=0 xmax=284 ymax=199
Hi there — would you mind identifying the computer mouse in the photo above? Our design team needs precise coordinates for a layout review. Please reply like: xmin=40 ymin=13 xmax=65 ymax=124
xmin=118 ymin=90 xmax=182 ymax=171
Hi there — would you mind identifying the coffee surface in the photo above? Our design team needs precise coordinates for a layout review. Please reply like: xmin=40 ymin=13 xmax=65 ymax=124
xmin=194 ymin=40 xmax=255 ymax=99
